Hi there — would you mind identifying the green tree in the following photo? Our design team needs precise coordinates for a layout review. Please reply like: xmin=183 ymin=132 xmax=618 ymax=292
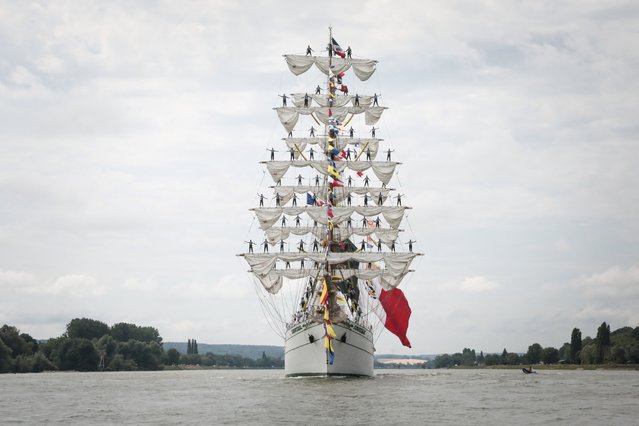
xmin=116 ymin=340 xmax=163 ymax=370
xmin=483 ymin=354 xmax=500 ymax=366
xmin=66 ymin=318 xmax=110 ymax=340
xmin=541 ymin=347 xmax=559 ymax=364
xmin=461 ymin=348 xmax=476 ymax=366
xmin=558 ymin=342 xmax=571 ymax=361
xmin=580 ymin=343 xmax=596 ymax=364
xmin=433 ymin=354 xmax=454 ymax=368
xmin=0 ymin=325 xmax=31 ymax=357
xmin=570 ymin=328 xmax=582 ymax=363
xmin=526 ymin=343 xmax=543 ymax=364
xmin=0 ymin=337 xmax=13 ymax=373
xmin=30 ymin=352 xmax=56 ymax=372
xmin=505 ymin=353 xmax=520 ymax=365
xmin=500 ymin=348 xmax=508 ymax=364
xmin=56 ymin=338 xmax=99 ymax=371
xmin=110 ymin=323 xmax=161 ymax=344
xmin=108 ymin=354 xmax=136 ymax=371
xmin=610 ymin=345 xmax=626 ymax=364
xmin=164 ymin=348 xmax=180 ymax=365
xmin=596 ymin=322 xmax=611 ymax=363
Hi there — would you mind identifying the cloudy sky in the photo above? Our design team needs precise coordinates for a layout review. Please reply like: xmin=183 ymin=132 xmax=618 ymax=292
xmin=1 ymin=0 xmax=638 ymax=355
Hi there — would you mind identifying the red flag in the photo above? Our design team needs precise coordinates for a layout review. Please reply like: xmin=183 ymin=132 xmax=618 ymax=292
xmin=357 ymin=171 xmax=363 ymax=177
xmin=379 ymin=288 xmax=412 ymax=348
xmin=341 ymin=150 xmax=347 ymax=159
xmin=327 ymin=208 xmax=334 ymax=218
xmin=330 ymin=180 xmax=343 ymax=188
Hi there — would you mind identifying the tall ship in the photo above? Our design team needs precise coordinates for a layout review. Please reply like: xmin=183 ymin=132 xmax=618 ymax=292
xmin=240 ymin=29 xmax=420 ymax=377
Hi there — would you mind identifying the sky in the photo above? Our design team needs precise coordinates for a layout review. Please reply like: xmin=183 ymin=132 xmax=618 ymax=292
xmin=1 ymin=0 xmax=638 ymax=355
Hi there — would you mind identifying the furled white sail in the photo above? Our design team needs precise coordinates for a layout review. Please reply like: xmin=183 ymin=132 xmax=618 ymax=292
xmin=282 ymin=138 xmax=381 ymax=153
xmin=244 ymin=252 xmax=417 ymax=293
xmin=284 ymin=55 xmax=378 ymax=81
xmin=270 ymin=186 xmax=391 ymax=205
xmin=253 ymin=206 xmax=407 ymax=230
xmin=274 ymin=106 xmax=386 ymax=130
xmin=264 ymin=226 xmax=400 ymax=245
xmin=264 ymin=161 xmax=398 ymax=186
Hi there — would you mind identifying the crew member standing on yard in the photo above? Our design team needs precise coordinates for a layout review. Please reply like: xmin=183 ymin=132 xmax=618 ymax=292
xmin=246 ymin=240 xmax=254 ymax=253
xmin=306 ymin=45 xmax=313 ymax=56
xmin=279 ymin=94 xmax=288 ymax=106
xmin=370 ymin=127 xmax=378 ymax=138
xmin=263 ymin=239 xmax=269 ymax=253
xmin=258 ymin=193 xmax=265 ymax=207
xmin=267 ymin=147 xmax=276 ymax=160
xmin=315 ymin=85 xmax=322 ymax=95
xmin=346 ymin=46 xmax=352 ymax=58
xmin=386 ymin=149 xmax=394 ymax=161
xmin=373 ymin=93 xmax=380 ymax=106
xmin=309 ymin=126 xmax=315 ymax=138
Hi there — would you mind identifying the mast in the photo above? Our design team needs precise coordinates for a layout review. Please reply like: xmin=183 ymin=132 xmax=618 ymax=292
xmin=324 ymin=25 xmax=334 ymax=366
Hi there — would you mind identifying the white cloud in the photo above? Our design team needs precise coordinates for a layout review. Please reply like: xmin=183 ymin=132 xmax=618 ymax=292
xmin=576 ymin=264 xmax=639 ymax=299
xmin=0 ymin=269 xmax=104 ymax=298
xmin=459 ymin=276 xmax=499 ymax=293
xmin=42 ymin=274 xmax=104 ymax=297
xmin=0 ymin=269 xmax=38 ymax=288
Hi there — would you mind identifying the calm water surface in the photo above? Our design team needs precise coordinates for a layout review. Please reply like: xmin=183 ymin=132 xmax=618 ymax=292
xmin=1 ymin=369 xmax=638 ymax=425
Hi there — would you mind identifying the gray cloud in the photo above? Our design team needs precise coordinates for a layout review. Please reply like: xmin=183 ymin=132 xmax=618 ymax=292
xmin=1 ymin=0 xmax=637 ymax=352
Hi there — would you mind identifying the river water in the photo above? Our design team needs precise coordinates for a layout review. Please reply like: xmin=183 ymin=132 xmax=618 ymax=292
xmin=1 ymin=368 xmax=637 ymax=425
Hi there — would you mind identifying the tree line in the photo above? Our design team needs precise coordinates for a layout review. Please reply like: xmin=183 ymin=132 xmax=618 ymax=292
xmin=432 ymin=322 xmax=639 ymax=368
xmin=0 ymin=318 xmax=282 ymax=373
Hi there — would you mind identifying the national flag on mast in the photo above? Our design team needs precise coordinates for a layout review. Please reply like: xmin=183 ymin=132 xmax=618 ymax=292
xmin=331 ymin=37 xmax=346 ymax=58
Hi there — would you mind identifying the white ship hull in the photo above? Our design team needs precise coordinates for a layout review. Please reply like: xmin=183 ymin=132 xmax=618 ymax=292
xmin=284 ymin=319 xmax=374 ymax=377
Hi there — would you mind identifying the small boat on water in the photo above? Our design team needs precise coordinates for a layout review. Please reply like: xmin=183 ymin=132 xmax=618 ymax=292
xmin=522 ymin=367 xmax=536 ymax=374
